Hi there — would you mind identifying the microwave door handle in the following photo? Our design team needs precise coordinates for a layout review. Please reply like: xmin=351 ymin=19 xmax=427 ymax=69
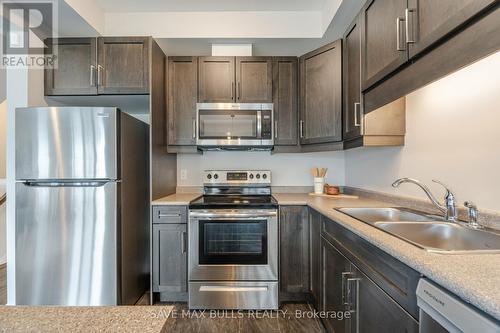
xmin=256 ymin=111 xmax=262 ymax=139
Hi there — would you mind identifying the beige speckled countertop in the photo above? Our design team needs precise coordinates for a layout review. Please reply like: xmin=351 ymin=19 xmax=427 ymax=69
xmin=0 ymin=306 xmax=174 ymax=333
xmin=274 ymin=193 xmax=500 ymax=321
xmin=152 ymin=193 xmax=201 ymax=206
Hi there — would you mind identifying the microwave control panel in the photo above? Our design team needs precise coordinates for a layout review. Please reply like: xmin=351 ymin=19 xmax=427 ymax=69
xmin=261 ymin=110 xmax=272 ymax=139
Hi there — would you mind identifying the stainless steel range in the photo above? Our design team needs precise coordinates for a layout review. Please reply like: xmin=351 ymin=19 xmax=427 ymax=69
xmin=188 ymin=170 xmax=278 ymax=310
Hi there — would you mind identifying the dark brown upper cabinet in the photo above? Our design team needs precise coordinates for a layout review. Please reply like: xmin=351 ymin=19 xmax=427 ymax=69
xmin=44 ymin=38 xmax=97 ymax=96
xmin=362 ymin=1 xmax=499 ymax=113
xmin=167 ymin=57 xmax=198 ymax=147
xmin=406 ymin=0 xmax=497 ymax=59
xmin=97 ymin=37 xmax=150 ymax=94
xmin=45 ymin=37 xmax=150 ymax=96
xmin=361 ymin=0 xmax=408 ymax=91
xmin=299 ymin=40 xmax=342 ymax=145
xmin=198 ymin=56 xmax=235 ymax=103
xmin=360 ymin=0 xmax=497 ymax=93
xmin=272 ymin=57 xmax=298 ymax=146
xmin=343 ymin=15 xmax=362 ymax=142
xmin=198 ymin=56 xmax=272 ymax=103
xmin=235 ymin=57 xmax=272 ymax=102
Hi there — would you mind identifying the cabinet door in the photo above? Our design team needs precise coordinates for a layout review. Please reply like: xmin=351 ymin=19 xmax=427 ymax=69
xmin=44 ymin=38 xmax=97 ymax=96
xmin=321 ymin=236 xmax=351 ymax=333
xmin=280 ymin=206 xmax=309 ymax=295
xmin=272 ymin=57 xmax=298 ymax=146
xmin=351 ymin=267 xmax=419 ymax=333
xmin=309 ymin=210 xmax=321 ymax=309
xmin=167 ymin=57 xmax=198 ymax=146
xmin=152 ymin=224 xmax=187 ymax=293
xmin=97 ymin=37 xmax=150 ymax=94
xmin=407 ymin=0 xmax=497 ymax=59
xmin=235 ymin=57 xmax=272 ymax=102
xmin=299 ymin=40 xmax=342 ymax=145
xmin=361 ymin=0 xmax=407 ymax=91
xmin=198 ymin=56 xmax=235 ymax=102
xmin=343 ymin=16 xmax=363 ymax=141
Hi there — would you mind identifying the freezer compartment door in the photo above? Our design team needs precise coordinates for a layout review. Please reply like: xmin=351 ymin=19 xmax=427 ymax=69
xmin=15 ymin=107 xmax=119 ymax=180
xmin=15 ymin=181 xmax=118 ymax=305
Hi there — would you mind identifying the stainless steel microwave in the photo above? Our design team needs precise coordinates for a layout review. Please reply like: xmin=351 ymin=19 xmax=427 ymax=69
xmin=196 ymin=103 xmax=274 ymax=149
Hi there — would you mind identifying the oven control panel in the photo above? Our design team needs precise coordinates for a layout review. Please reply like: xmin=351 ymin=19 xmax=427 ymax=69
xmin=204 ymin=170 xmax=271 ymax=185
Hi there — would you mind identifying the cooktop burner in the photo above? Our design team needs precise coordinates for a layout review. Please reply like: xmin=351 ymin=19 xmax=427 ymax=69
xmin=189 ymin=195 xmax=278 ymax=209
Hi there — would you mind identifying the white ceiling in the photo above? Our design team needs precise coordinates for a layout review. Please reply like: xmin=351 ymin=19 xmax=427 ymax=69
xmin=96 ymin=0 xmax=327 ymax=12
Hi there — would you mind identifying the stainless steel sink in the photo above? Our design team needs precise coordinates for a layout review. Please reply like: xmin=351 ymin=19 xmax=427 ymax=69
xmin=336 ymin=207 xmax=500 ymax=254
xmin=337 ymin=207 xmax=438 ymax=223
xmin=375 ymin=222 xmax=500 ymax=253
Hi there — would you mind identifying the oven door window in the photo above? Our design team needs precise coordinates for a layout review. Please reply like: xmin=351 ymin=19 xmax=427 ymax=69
xmin=198 ymin=110 xmax=258 ymax=139
xmin=199 ymin=220 xmax=267 ymax=265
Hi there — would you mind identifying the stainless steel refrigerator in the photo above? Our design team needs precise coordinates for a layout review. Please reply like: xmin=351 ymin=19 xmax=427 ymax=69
xmin=15 ymin=107 xmax=149 ymax=305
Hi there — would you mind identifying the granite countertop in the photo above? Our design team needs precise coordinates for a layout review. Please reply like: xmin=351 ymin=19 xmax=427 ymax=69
xmin=273 ymin=193 xmax=500 ymax=321
xmin=0 ymin=306 xmax=174 ymax=333
xmin=151 ymin=193 xmax=201 ymax=206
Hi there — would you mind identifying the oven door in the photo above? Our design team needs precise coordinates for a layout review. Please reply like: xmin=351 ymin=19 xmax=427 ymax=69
xmin=189 ymin=209 xmax=278 ymax=281
xmin=196 ymin=103 xmax=273 ymax=147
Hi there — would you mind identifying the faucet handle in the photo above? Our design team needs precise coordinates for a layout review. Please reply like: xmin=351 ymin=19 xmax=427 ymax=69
xmin=464 ymin=201 xmax=481 ymax=228
xmin=432 ymin=179 xmax=455 ymax=198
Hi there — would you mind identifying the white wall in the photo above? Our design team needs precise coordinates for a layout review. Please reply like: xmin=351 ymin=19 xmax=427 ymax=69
xmin=177 ymin=151 xmax=345 ymax=187
xmin=104 ymin=11 xmax=323 ymax=38
xmin=345 ymin=51 xmax=500 ymax=212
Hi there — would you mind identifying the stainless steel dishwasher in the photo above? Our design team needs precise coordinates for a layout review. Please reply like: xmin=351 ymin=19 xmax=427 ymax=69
xmin=416 ymin=279 xmax=500 ymax=333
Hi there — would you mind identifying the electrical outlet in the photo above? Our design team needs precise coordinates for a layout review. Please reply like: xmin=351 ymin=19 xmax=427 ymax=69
xmin=180 ymin=169 xmax=188 ymax=180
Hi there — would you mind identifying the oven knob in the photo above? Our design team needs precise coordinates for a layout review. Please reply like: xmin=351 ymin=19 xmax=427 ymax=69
xmin=214 ymin=174 xmax=219 ymax=180
xmin=249 ymin=174 xmax=254 ymax=179
xmin=207 ymin=174 xmax=212 ymax=180
xmin=263 ymin=174 xmax=267 ymax=179
xmin=256 ymin=174 xmax=261 ymax=179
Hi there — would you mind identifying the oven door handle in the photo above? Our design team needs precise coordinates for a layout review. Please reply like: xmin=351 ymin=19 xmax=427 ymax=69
xmin=189 ymin=211 xmax=277 ymax=219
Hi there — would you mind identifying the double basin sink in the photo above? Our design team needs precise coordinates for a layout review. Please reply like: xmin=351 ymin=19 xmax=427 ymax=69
xmin=337 ymin=207 xmax=500 ymax=254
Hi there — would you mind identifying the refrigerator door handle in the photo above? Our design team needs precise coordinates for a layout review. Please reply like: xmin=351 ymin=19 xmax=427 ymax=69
xmin=22 ymin=180 xmax=116 ymax=187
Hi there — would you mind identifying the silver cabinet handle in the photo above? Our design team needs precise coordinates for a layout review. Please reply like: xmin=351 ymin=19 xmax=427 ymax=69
xmin=237 ymin=82 xmax=241 ymax=100
xmin=299 ymin=120 xmax=304 ymax=139
xmin=341 ymin=272 xmax=353 ymax=305
xmin=347 ymin=277 xmax=361 ymax=333
xmin=97 ymin=65 xmax=104 ymax=86
xmin=90 ymin=65 xmax=96 ymax=86
xmin=405 ymin=8 xmax=416 ymax=44
xmin=231 ymin=82 xmax=235 ymax=100
xmin=158 ymin=213 xmax=181 ymax=218
xmin=181 ymin=231 xmax=186 ymax=254
xmin=192 ymin=118 xmax=197 ymax=139
xmin=274 ymin=120 xmax=278 ymax=139
xmin=396 ymin=17 xmax=406 ymax=51
xmin=354 ymin=102 xmax=361 ymax=127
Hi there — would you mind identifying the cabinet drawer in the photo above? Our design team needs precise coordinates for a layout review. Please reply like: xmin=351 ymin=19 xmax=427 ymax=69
xmin=321 ymin=217 xmax=420 ymax=319
xmin=152 ymin=206 xmax=187 ymax=224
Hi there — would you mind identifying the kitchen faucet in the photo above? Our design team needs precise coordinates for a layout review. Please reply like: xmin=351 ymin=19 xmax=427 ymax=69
xmin=392 ymin=178 xmax=457 ymax=222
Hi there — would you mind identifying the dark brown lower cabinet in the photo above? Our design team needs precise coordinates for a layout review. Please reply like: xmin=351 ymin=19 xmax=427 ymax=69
xmin=321 ymin=236 xmax=351 ymax=333
xmin=351 ymin=266 xmax=419 ymax=333
xmin=279 ymin=206 xmax=309 ymax=300
xmin=152 ymin=223 xmax=187 ymax=294
xmin=309 ymin=210 xmax=321 ymax=309
xmin=320 ymin=234 xmax=419 ymax=333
